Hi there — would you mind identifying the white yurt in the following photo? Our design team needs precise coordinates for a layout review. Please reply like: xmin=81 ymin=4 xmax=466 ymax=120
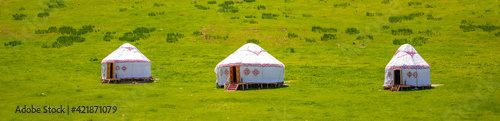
xmin=215 ymin=43 xmax=285 ymax=89
xmin=384 ymin=44 xmax=431 ymax=89
xmin=101 ymin=43 xmax=152 ymax=82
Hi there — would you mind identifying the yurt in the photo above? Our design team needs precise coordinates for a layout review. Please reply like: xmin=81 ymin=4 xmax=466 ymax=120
xmin=215 ymin=43 xmax=285 ymax=91
xmin=384 ymin=44 xmax=431 ymax=90
xmin=101 ymin=43 xmax=152 ymax=83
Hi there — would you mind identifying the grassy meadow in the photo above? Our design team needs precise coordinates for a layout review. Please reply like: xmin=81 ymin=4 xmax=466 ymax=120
xmin=0 ymin=0 xmax=499 ymax=120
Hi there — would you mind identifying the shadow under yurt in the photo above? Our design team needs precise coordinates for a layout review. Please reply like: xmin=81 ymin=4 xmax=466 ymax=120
xmin=215 ymin=43 xmax=285 ymax=91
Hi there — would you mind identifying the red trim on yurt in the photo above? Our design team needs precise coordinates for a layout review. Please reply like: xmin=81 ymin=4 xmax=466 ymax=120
xmin=101 ymin=59 xmax=151 ymax=63
xmin=216 ymin=63 xmax=284 ymax=68
xmin=385 ymin=65 xmax=430 ymax=70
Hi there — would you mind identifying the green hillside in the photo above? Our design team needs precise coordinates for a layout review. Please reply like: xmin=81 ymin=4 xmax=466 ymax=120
xmin=0 ymin=0 xmax=498 ymax=120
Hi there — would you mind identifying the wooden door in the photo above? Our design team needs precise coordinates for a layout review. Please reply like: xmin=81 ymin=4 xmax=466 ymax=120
xmin=107 ymin=63 xmax=115 ymax=79
xmin=229 ymin=66 xmax=234 ymax=83
xmin=229 ymin=66 xmax=241 ymax=83
xmin=235 ymin=66 xmax=240 ymax=83
xmin=394 ymin=70 xmax=401 ymax=85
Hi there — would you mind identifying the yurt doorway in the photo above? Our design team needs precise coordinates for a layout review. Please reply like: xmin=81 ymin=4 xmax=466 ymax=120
xmin=107 ymin=63 xmax=115 ymax=79
xmin=229 ymin=66 xmax=240 ymax=83
xmin=394 ymin=70 xmax=401 ymax=85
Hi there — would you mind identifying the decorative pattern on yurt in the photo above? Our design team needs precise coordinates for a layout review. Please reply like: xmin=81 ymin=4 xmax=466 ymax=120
xmin=384 ymin=44 xmax=431 ymax=88
xmin=101 ymin=43 xmax=152 ymax=81
xmin=215 ymin=43 xmax=285 ymax=87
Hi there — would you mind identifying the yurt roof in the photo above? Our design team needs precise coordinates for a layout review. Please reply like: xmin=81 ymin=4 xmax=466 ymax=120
xmin=385 ymin=44 xmax=429 ymax=70
xmin=215 ymin=43 xmax=284 ymax=72
xmin=101 ymin=43 xmax=151 ymax=63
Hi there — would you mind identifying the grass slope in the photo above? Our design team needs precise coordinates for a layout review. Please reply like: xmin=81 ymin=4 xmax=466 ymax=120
xmin=0 ymin=0 xmax=498 ymax=120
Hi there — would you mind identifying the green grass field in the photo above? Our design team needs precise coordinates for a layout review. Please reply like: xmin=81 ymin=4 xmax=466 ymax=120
xmin=1 ymin=0 xmax=499 ymax=120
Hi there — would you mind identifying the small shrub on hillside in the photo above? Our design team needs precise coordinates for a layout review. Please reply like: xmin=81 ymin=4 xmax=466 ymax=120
xmin=119 ymin=8 xmax=127 ymax=12
xmin=168 ymin=33 xmax=184 ymax=39
xmin=425 ymin=4 xmax=434 ymax=8
xmin=89 ymin=58 xmax=98 ymax=61
xmin=4 ymin=41 xmax=21 ymax=46
xmin=356 ymin=35 xmax=374 ymax=40
xmin=312 ymin=26 xmax=337 ymax=33
xmin=356 ymin=36 xmax=365 ymax=40
xmin=382 ymin=25 xmax=391 ymax=29
xmin=153 ymin=3 xmax=165 ymax=7
xmin=366 ymin=12 xmax=374 ymax=16
xmin=345 ymin=28 xmax=360 ymax=35
xmin=256 ymin=5 xmax=266 ymax=10
xmin=12 ymin=14 xmax=27 ymax=20
xmin=45 ymin=0 xmax=66 ymax=8
xmin=192 ymin=31 xmax=202 ymax=35
xmin=460 ymin=20 xmax=476 ymax=32
xmin=367 ymin=35 xmax=374 ymax=40
xmin=393 ymin=37 xmax=428 ymax=46
xmin=58 ymin=26 xmax=76 ymax=34
xmin=461 ymin=20 xmax=475 ymax=25
xmin=103 ymin=32 xmax=114 ymax=41
xmin=19 ymin=7 xmax=25 ymax=10
xmin=35 ymin=26 xmax=58 ymax=34
xmin=38 ymin=12 xmax=50 ymax=18
xmin=205 ymin=35 xmax=228 ymax=40
xmin=476 ymin=23 xmax=500 ymax=32
xmin=408 ymin=1 xmax=421 ymax=6
xmin=333 ymin=3 xmax=350 ymax=8
xmin=495 ymin=32 xmax=500 ymax=37
xmin=321 ymin=34 xmax=336 ymax=41
xmin=262 ymin=13 xmax=279 ymax=19
xmin=230 ymin=16 xmax=240 ymax=19
xmin=247 ymin=39 xmax=260 ymax=44
xmin=249 ymin=20 xmax=258 ymax=24
xmin=35 ymin=25 xmax=94 ymax=35
xmin=224 ymin=1 xmax=235 ymax=5
xmin=244 ymin=19 xmax=258 ymax=24
xmin=148 ymin=12 xmax=165 ymax=16
xmin=118 ymin=32 xmax=140 ymax=42
xmin=392 ymin=38 xmax=408 ymax=45
xmin=302 ymin=14 xmax=312 ymax=17
xmin=411 ymin=36 xmax=429 ymax=46
xmin=305 ymin=38 xmax=316 ymax=42
xmin=391 ymin=28 xmax=413 ymax=35
xmin=427 ymin=15 xmax=442 ymax=20
xmin=282 ymin=12 xmax=291 ymax=18
xmin=244 ymin=0 xmax=255 ymax=3
xmin=288 ymin=48 xmax=295 ymax=53
xmin=245 ymin=15 xmax=256 ymax=18
xmin=419 ymin=30 xmax=435 ymax=36
xmin=218 ymin=1 xmax=239 ymax=13
xmin=51 ymin=35 xmax=85 ymax=48
xmin=195 ymin=5 xmax=210 ymax=10
xmin=133 ymin=27 xmax=155 ymax=34
xmin=288 ymin=33 xmax=298 ymax=38
xmin=389 ymin=12 xmax=424 ymax=23
xmin=207 ymin=1 xmax=217 ymax=4
xmin=166 ymin=36 xmax=178 ymax=43
xmin=75 ymin=25 xmax=95 ymax=35
xmin=459 ymin=20 xmax=500 ymax=32
xmin=119 ymin=27 xmax=156 ymax=42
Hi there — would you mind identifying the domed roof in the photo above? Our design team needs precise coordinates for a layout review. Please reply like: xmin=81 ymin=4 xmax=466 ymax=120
xmin=101 ymin=43 xmax=150 ymax=63
xmin=214 ymin=43 xmax=284 ymax=72
xmin=386 ymin=44 xmax=429 ymax=70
